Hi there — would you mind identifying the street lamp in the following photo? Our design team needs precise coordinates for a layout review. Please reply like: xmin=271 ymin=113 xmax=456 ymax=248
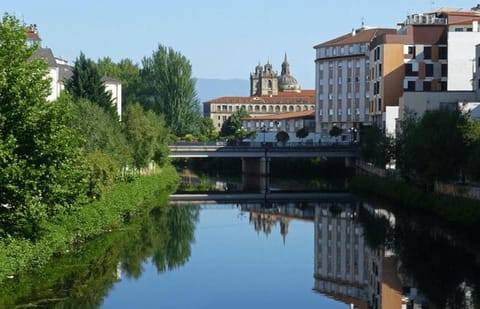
xmin=350 ymin=127 xmax=358 ymax=143
xmin=260 ymin=123 xmax=268 ymax=146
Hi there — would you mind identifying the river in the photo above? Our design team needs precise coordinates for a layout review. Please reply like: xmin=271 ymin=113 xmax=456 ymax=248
xmin=1 ymin=174 xmax=479 ymax=309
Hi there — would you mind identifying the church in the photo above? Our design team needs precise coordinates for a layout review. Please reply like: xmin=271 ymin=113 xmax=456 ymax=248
xmin=204 ymin=54 xmax=315 ymax=132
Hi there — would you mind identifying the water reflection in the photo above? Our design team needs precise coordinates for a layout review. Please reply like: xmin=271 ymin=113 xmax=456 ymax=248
xmin=240 ymin=201 xmax=480 ymax=309
xmin=2 ymin=197 xmax=480 ymax=309
xmin=0 ymin=203 xmax=199 ymax=309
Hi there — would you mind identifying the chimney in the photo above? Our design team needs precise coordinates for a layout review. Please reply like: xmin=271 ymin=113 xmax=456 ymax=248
xmin=352 ymin=28 xmax=356 ymax=36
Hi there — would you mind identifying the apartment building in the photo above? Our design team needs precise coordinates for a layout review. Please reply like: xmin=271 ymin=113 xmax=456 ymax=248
xmin=314 ymin=27 xmax=396 ymax=138
xmin=370 ymin=8 xmax=480 ymax=131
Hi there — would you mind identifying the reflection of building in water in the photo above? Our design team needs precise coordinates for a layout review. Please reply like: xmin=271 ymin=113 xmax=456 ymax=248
xmin=313 ymin=203 xmax=370 ymax=309
xmin=242 ymin=202 xmax=315 ymax=243
xmin=313 ymin=203 xmax=406 ymax=309
xmin=249 ymin=212 xmax=290 ymax=242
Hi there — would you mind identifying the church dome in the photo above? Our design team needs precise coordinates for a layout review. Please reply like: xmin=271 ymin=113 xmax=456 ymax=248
xmin=278 ymin=74 xmax=300 ymax=91
xmin=278 ymin=53 xmax=300 ymax=92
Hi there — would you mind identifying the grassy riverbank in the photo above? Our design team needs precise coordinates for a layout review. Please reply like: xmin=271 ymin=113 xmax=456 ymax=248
xmin=350 ymin=174 xmax=480 ymax=229
xmin=0 ymin=165 xmax=179 ymax=283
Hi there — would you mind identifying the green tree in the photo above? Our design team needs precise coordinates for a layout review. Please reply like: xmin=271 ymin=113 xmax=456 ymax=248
xmin=123 ymin=103 xmax=170 ymax=170
xmin=68 ymin=96 xmax=130 ymax=169
xmin=220 ymin=109 xmax=250 ymax=140
xmin=360 ymin=125 xmax=394 ymax=167
xmin=140 ymin=45 xmax=201 ymax=136
xmin=96 ymin=57 xmax=141 ymax=106
xmin=198 ymin=117 xmax=216 ymax=140
xmin=275 ymin=130 xmax=290 ymax=145
xmin=0 ymin=14 xmax=87 ymax=237
xmin=296 ymin=127 xmax=309 ymax=141
xmin=396 ymin=109 xmax=467 ymax=185
xmin=329 ymin=126 xmax=342 ymax=142
xmin=459 ymin=116 xmax=480 ymax=182
xmin=66 ymin=52 xmax=115 ymax=116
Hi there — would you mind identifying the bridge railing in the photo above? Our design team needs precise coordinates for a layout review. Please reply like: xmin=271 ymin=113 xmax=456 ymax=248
xmin=169 ymin=141 xmax=359 ymax=148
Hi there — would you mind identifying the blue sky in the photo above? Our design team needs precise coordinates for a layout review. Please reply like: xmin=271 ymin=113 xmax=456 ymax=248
xmin=2 ymin=0 xmax=478 ymax=88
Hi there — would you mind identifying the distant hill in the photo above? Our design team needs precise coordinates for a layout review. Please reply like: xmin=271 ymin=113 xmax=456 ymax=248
xmin=195 ymin=78 xmax=249 ymax=103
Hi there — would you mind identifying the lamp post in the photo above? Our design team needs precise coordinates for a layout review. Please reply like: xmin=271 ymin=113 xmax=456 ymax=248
xmin=261 ymin=124 xmax=268 ymax=146
xmin=350 ymin=127 xmax=358 ymax=143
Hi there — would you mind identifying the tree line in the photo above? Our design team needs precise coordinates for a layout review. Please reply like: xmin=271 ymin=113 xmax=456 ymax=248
xmin=360 ymin=108 xmax=480 ymax=189
xmin=0 ymin=14 xmax=208 ymax=238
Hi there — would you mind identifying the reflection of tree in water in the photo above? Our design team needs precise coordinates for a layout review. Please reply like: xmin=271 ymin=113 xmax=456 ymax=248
xmin=360 ymin=205 xmax=480 ymax=309
xmin=0 ymin=203 xmax=199 ymax=308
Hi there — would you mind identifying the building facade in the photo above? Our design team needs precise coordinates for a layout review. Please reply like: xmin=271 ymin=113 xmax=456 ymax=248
xmin=369 ymin=8 xmax=480 ymax=130
xmin=315 ymin=7 xmax=480 ymax=137
xmin=314 ymin=28 xmax=396 ymax=137
xmin=28 ymin=24 xmax=123 ymax=118
xmin=205 ymin=56 xmax=314 ymax=131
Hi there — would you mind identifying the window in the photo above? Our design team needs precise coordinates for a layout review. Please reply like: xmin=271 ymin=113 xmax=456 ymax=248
xmin=441 ymin=64 xmax=448 ymax=77
xmin=441 ymin=81 xmax=447 ymax=91
xmin=405 ymin=63 xmax=418 ymax=76
xmin=425 ymin=64 xmax=434 ymax=77
xmin=439 ymin=46 xmax=447 ymax=60
xmin=407 ymin=46 xmax=416 ymax=55
xmin=423 ymin=81 xmax=432 ymax=91
xmin=347 ymin=108 xmax=352 ymax=115
xmin=374 ymin=47 xmax=380 ymax=61
xmin=424 ymin=46 xmax=432 ymax=59
xmin=404 ymin=80 xmax=416 ymax=91
xmin=338 ymin=109 xmax=342 ymax=115
xmin=329 ymin=109 xmax=333 ymax=116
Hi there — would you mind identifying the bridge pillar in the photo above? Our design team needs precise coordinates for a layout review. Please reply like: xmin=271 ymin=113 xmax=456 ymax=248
xmin=241 ymin=157 xmax=270 ymax=192
xmin=345 ymin=157 xmax=354 ymax=168
xmin=241 ymin=157 xmax=269 ymax=176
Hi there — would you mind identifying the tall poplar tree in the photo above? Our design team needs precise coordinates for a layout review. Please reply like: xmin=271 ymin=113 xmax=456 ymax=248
xmin=140 ymin=45 xmax=201 ymax=136
xmin=0 ymin=14 xmax=87 ymax=237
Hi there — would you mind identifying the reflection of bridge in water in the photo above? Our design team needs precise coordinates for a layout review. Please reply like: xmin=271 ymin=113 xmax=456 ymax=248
xmin=169 ymin=192 xmax=354 ymax=206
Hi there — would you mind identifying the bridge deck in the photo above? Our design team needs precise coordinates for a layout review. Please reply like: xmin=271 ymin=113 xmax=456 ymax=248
xmin=168 ymin=143 xmax=358 ymax=158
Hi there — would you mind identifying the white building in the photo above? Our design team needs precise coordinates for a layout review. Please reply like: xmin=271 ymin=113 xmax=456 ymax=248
xmin=313 ymin=27 xmax=396 ymax=138
xmin=102 ymin=77 xmax=123 ymax=120
xmin=28 ymin=24 xmax=122 ymax=119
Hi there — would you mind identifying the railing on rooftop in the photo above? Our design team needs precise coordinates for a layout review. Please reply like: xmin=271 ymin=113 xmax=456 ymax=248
xmin=405 ymin=14 xmax=447 ymax=25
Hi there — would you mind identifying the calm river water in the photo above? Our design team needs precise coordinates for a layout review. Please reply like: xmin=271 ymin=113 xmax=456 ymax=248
xmin=1 ymin=179 xmax=479 ymax=308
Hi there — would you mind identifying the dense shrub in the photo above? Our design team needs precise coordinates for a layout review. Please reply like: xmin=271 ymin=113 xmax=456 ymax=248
xmin=0 ymin=166 xmax=179 ymax=282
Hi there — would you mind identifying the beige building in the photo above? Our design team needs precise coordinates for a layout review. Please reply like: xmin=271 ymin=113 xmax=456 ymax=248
xmin=204 ymin=56 xmax=314 ymax=131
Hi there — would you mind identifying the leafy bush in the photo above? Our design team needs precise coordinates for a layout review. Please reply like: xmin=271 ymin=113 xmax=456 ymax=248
xmin=0 ymin=166 xmax=179 ymax=283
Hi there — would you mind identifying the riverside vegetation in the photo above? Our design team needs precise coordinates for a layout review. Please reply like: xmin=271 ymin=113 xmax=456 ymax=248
xmin=0 ymin=13 xmax=210 ymax=281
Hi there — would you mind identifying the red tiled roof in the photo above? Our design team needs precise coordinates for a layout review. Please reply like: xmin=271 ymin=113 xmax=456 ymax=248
xmin=247 ymin=110 xmax=314 ymax=121
xmin=206 ymin=89 xmax=315 ymax=104
xmin=314 ymin=28 xmax=396 ymax=48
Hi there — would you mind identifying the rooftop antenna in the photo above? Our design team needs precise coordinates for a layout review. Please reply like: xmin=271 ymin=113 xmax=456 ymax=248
xmin=361 ymin=17 xmax=365 ymax=27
